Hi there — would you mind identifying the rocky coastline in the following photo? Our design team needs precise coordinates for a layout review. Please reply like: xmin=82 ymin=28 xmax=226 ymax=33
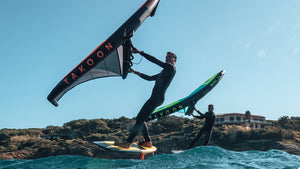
xmin=0 ymin=137 xmax=299 ymax=160
xmin=1 ymin=116 xmax=299 ymax=160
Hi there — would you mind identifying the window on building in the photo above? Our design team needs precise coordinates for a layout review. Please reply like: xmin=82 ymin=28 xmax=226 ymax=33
xmin=261 ymin=125 xmax=265 ymax=128
xmin=220 ymin=118 xmax=224 ymax=122
xmin=216 ymin=118 xmax=219 ymax=122
xmin=236 ymin=117 xmax=241 ymax=121
xmin=255 ymin=124 xmax=258 ymax=128
xmin=250 ymin=124 xmax=253 ymax=128
xmin=230 ymin=117 xmax=234 ymax=121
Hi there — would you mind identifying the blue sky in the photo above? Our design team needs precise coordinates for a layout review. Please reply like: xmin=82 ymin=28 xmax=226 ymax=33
xmin=0 ymin=0 xmax=299 ymax=129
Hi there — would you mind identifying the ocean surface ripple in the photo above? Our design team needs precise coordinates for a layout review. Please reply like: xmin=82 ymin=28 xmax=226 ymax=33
xmin=1 ymin=146 xmax=300 ymax=169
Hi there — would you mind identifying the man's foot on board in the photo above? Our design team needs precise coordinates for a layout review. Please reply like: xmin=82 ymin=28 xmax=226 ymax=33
xmin=117 ymin=141 xmax=131 ymax=149
xmin=138 ymin=141 xmax=152 ymax=148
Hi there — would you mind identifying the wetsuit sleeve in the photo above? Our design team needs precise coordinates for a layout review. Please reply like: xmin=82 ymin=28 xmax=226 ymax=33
xmin=140 ymin=52 xmax=166 ymax=68
xmin=194 ymin=109 xmax=205 ymax=119
xmin=203 ymin=112 xmax=210 ymax=118
xmin=139 ymin=73 xmax=159 ymax=81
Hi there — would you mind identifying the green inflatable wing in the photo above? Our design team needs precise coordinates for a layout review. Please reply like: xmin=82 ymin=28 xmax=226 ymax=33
xmin=146 ymin=70 xmax=225 ymax=121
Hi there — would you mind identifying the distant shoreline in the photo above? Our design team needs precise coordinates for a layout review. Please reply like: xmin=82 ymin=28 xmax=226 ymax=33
xmin=0 ymin=116 xmax=299 ymax=159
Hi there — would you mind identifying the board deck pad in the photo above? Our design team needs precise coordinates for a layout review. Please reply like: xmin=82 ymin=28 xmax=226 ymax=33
xmin=94 ymin=141 xmax=157 ymax=154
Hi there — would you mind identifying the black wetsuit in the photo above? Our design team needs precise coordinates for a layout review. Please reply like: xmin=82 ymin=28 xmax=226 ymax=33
xmin=188 ymin=111 xmax=216 ymax=148
xmin=127 ymin=52 xmax=176 ymax=143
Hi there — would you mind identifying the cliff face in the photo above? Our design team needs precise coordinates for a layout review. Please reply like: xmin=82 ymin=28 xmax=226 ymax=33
xmin=0 ymin=140 xmax=107 ymax=160
xmin=216 ymin=140 xmax=300 ymax=155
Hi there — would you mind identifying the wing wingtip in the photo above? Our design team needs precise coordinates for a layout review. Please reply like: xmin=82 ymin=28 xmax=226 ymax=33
xmin=47 ymin=96 xmax=58 ymax=107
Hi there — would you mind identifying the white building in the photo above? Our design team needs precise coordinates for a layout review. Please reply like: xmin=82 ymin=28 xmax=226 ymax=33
xmin=215 ymin=113 xmax=270 ymax=129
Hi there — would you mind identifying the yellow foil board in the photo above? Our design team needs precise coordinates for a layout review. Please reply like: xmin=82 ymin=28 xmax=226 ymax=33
xmin=94 ymin=141 xmax=157 ymax=154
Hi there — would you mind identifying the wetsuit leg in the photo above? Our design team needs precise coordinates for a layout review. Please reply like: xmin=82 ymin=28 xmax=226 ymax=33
xmin=203 ymin=129 xmax=213 ymax=146
xmin=188 ymin=127 xmax=205 ymax=149
xmin=127 ymin=94 xmax=163 ymax=143
xmin=141 ymin=122 xmax=151 ymax=142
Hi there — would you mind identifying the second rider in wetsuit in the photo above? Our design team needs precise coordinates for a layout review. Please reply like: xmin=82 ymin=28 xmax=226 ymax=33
xmin=188 ymin=104 xmax=216 ymax=149
xmin=119 ymin=47 xmax=177 ymax=148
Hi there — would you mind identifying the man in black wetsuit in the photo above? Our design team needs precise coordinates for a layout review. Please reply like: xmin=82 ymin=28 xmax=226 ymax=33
xmin=188 ymin=104 xmax=216 ymax=149
xmin=119 ymin=47 xmax=177 ymax=148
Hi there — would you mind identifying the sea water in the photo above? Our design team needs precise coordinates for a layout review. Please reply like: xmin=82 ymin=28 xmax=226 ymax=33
xmin=0 ymin=146 xmax=299 ymax=169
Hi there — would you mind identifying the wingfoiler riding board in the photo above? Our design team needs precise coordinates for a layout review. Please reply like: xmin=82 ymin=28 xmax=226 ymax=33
xmin=94 ymin=141 xmax=157 ymax=154
xmin=146 ymin=70 xmax=225 ymax=121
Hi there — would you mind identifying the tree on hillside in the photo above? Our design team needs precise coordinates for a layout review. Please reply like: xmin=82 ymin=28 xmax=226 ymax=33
xmin=277 ymin=116 xmax=296 ymax=130
xmin=291 ymin=117 xmax=300 ymax=131
xmin=150 ymin=116 xmax=187 ymax=134
xmin=245 ymin=110 xmax=251 ymax=129
xmin=88 ymin=119 xmax=110 ymax=134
